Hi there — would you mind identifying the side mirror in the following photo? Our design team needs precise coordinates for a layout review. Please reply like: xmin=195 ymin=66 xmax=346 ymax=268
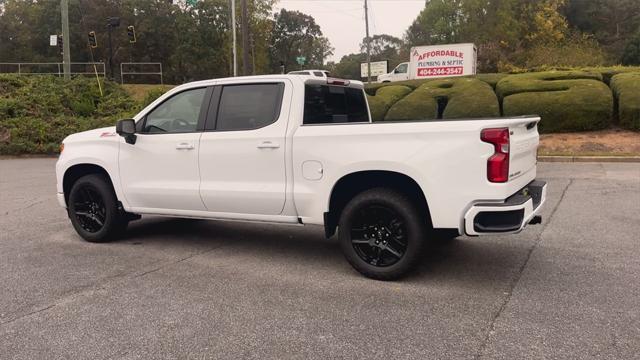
xmin=116 ymin=119 xmax=137 ymax=144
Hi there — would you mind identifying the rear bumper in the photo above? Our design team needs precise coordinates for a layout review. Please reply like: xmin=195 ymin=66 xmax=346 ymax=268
xmin=464 ymin=180 xmax=547 ymax=236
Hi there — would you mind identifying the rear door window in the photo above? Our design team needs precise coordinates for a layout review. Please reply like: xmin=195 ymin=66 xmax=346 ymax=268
xmin=214 ymin=83 xmax=284 ymax=131
xmin=303 ymin=85 xmax=369 ymax=125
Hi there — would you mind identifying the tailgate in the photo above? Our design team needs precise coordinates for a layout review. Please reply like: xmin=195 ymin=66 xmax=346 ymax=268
xmin=508 ymin=118 xmax=540 ymax=181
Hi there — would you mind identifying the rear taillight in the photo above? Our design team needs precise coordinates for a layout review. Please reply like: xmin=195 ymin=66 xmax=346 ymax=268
xmin=481 ymin=128 xmax=510 ymax=183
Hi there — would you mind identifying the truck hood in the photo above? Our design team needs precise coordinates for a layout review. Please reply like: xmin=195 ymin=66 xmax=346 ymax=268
xmin=63 ymin=126 xmax=119 ymax=144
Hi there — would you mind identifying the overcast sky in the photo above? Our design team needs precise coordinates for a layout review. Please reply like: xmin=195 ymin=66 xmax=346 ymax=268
xmin=275 ymin=0 xmax=425 ymax=62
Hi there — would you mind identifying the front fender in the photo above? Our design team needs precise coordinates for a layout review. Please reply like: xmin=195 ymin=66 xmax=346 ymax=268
xmin=56 ymin=138 xmax=128 ymax=209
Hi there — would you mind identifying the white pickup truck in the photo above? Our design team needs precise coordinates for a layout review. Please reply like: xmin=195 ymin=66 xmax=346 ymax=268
xmin=56 ymin=75 xmax=546 ymax=280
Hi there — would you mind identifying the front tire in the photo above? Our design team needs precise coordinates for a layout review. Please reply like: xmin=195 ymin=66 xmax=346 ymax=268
xmin=67 ymin=174 xmax=128 ymax=243
xmin=338 ymin=188 xmax=427 ymax=280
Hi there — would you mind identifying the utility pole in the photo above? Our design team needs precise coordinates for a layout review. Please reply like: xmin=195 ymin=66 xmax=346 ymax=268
xmin=241 ymin=0 xmax=249 ymax=76
xmin=61 ymin=0 xmax=71 ymax=80
xmin=106 ymin=17 xmax=120 ymax=80
xmin=231 ymin=0 xmax=237 ymax=76
xmin=364 ymin=0 xmax=372 ymax=84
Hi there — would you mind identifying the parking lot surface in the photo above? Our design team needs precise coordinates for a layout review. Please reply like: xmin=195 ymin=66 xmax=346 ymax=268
xmin=1 ymin=158 xmax=639 ymax=359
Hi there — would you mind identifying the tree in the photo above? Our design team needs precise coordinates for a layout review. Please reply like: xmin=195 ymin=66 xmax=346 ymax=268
xmin=565 ymin=0 xmax=640 ymax=60
xmin=621 ymin=32 xmax=640 ymax=65
xmin=331 ymin=52 xmax=367 ymax=80
xmin=0 ymin=0 xmax=276 ymax=83
xmin=269 ymin=9 xmax=333 ymax=73
xmin=523 ymin=0 xmax=568 ymax=45
xmin=359 ymin=34 xmax=405 ymax=70
xmin=403 ymin=0 xmax=615 ymax=71
xmin=405 ymin=0 xmax=463 ymax=47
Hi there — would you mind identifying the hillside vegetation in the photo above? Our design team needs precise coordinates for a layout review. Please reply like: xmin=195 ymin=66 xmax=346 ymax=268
xmin=0 ymin=75 xmax=169 ymax=154
xmin=1 ymin=68 xmax=639 ymax=155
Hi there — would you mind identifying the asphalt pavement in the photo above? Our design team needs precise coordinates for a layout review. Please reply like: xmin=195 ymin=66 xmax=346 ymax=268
xmin=1 ymin=158 xmax=639 ymax=359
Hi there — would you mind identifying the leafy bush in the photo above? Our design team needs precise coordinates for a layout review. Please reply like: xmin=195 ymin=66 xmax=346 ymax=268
xmin=366 ymin=85 xmax=412 ymax=121
xmin=0 ymin=116 xmax=118 ymax=155
xmin=610 ymin=72 xmax=640 ymax=130
xmin=497 ymin=71 xmax=613 ymax=132
xmin=383 ymin=78 xmax=500 ymax=121
xmin=0 ymin=75 xmax=138 ymax=155
xmin=581 ymin=66 xmax=640 ymax=84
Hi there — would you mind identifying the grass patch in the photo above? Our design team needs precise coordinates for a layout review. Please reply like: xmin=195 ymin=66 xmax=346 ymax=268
xmin=122 ymin=84 xmax=174 ymax=105
xmin=610 ymin=72 xmax=640 ymax=130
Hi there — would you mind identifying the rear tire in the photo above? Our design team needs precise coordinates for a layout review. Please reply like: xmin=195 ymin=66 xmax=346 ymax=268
xmin=67 ymin=174 xmax=128 ymax=243
xmin=338 ymin=188 xmax=427 ymax=280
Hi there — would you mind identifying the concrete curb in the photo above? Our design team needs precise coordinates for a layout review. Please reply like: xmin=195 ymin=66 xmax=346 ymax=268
xmin=538 ymin=156 xmax=640 ymax=163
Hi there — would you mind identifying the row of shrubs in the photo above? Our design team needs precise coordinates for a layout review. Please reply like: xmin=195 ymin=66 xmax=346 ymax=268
xmin=366 ymin=67 xmax=640 ymax=132
xmin=0 ymin=75 xmax=171 ymax=154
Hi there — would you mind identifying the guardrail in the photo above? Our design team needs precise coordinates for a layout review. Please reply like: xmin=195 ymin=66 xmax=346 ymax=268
xmin=0 ymin=62 xmax=106 ymax=77
xmin=120 ymin=62 xmax=163 ymax=84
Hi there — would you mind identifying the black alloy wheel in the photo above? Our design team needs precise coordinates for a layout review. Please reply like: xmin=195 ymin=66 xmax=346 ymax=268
xmin=73 ymin=185 xmax=107 ymax=233
xmin=338 ymin=188 xmax=427 ymax=280
xmin=350 ymin=205 xmax=408 ymax=267
xmin=68 ymin=174 xmax=128 ymax=242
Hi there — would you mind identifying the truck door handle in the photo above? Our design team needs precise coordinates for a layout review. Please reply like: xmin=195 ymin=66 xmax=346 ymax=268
xmin=175 ymin=142 xmax=195 ymax=150
xmin=257 ymin=141 xmax=280 ymax=149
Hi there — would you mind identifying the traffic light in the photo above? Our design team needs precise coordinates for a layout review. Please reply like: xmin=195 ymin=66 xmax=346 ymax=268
xmin=88 ymin=31 xmax=97 ymax=48
xmin=57 ymin=35 xmax=63 ymax=55
xmin=127 ymin=25 xmax=136 ymax=43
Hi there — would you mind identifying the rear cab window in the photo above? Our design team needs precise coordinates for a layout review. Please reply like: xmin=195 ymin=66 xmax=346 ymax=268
xmin=303 ymin=84 xmax=369 ymax=125
xmin=209 ymin=83 xmax=284 ymax=131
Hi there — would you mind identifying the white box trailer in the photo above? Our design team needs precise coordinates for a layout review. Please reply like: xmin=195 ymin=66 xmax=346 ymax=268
xmin=378 ymin=43 xmax=477 ymax=83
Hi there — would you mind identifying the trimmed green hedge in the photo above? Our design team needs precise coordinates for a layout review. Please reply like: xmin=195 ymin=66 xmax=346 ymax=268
xmin=366 ymin=85 xmax=412 ymax=122
xmin=580 ymin=66 xmax=640 ymax=84
xmin=495 ymin=70 xmax=603 ymax=98
xmin=383 ymin=78 xmax=499 ymax=121
xmin=611 ymin=72 xmax=640 ymax=130
xmin=497 ymin=71 xmax=613 ymax=132
xmin=473 ymin=73 xmax=508 ymax=89
xmin=0 ymin=75 xmax=138 ymax=155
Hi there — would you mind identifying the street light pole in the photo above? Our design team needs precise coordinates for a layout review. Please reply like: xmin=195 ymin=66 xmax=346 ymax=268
xmin=107 ymin=26 xmax=113 ymax=79
xmin=106 ymin=17 xmax=120 ymax=81
xmin=241 ymin=0 xmax=249 ymax=76
xmin=231 ymin=0 xmax=237 ymax=76
xmin=61 ymin=0 xmax=71 ymax=80
xmin=364 ymin=0 xmax=372 ymax=84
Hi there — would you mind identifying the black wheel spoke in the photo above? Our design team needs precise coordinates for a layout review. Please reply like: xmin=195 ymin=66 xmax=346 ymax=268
xmin=351 ymin=239 xmax=369 ymax=244
xmin=92 ymin=215 xmax=104 ymax=227
xmin=384 ymin=244 xmax=403 ymax=259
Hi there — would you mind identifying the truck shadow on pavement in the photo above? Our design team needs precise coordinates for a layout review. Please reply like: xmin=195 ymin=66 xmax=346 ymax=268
xmin=119 ymin=216 xmax=534 ymax=285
